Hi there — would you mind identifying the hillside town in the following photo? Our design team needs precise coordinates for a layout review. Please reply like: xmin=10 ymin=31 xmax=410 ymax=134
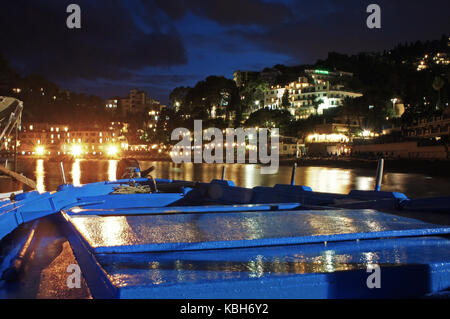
xmin=0 ymin=35 xmax=449 ymax=162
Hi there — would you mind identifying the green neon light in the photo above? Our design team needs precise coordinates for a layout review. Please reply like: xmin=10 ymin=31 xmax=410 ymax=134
xmin=315 ymin=69 xmax=329 ymax=75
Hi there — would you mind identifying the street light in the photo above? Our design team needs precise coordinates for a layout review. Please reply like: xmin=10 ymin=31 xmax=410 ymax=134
xmin=71 ymin=144 xmax=83 ymax=157
xmin=35 ymin=146 xmax=45 ymax=156
xmin=107 ymin=145 xmax=119 ymax=156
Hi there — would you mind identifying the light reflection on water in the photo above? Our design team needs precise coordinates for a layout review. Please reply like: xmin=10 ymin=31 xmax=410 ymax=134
xmin=97 ymin=237 xmax=450 ymax=287
xmin=71 ymin=159 xmax=81 ymax=187
xmin=35 ymin=159 xmax=45 ymax=193
xmin=106 ymin=254 xmax=369 ymax=287
xmin=303 ymin=167 xmax=352 ymax=194
xmin=108 ymin=159 xmax=117 ymax=182
xmin=13 ymin=159 xmax=450 ymax=198
xmin=30 ymin=159 xmax=119 ymax=192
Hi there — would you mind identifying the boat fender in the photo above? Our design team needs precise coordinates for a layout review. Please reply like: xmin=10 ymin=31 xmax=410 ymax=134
xmin=1 ymin=221 xmax=39 ymax=282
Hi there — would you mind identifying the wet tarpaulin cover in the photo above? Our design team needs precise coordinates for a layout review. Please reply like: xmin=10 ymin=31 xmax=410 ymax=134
xmin=67 ymin=209 xmax=450 ymax=253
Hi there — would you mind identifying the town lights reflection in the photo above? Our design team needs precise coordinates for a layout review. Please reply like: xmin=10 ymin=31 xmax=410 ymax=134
xmin=71 ymin=159 xmax=81 ymax=186
xmin=304 ymin=167 xmax=352 ymax=194
xmin=35 ymin=159 xmax=45 ymax=193
xmin=108 ymin=159 xmax=117 ymax=181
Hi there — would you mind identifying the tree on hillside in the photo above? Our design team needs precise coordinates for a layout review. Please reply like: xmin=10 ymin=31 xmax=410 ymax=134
xmin=0 ymin=53 xmax=20 ymax=95
xmin=341 ymin=96 xmax=369 ymax=128
xmin=180 ymin=76 xmax=241 ymax=128
xmin=141 ymin=107 xmax=183 ymax=144
xmin=169 ymin=86 xmax=191 ymax=110
xmin=239 ymin=79 xmax=268 ymax=114
xmin=312 ymin=98 xmax=324 ymax=115
xmin=280 ymin=89 xmax=291 ymax=109
xmin=244 ymin=108 xmax=293 ymax=132
xmin=341 ymin=97 xmax=357 ymax=128
xmin=433 ymin=76 xmax=445 ymax=110
xmin=288 ymin=115 xmax=323 ymax=139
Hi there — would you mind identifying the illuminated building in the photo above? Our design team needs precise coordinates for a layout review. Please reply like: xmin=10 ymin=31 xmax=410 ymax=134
xmin=108 ymin=89 xmax=162 ymax=117
xmin=294 ymin=83 xmax=362 ymax=117
xmin=415 ymin=52 xmax=450 ymax=71
xmin=279 ymin=136 xmax=302 ymax=158
xmin=105 ymin=97 xmax=119 ymax=109
xmin=18 ymin=123 xmax=128 ymax=157
xmin=19 ymin=123 xmax=67 ymax=155
xmin=402 ymin=114 xmax=450 ymax=138
xmin=61 ymin=128 xmax=125 ymax=156
xmin=433 ymin=52 xmax=450 ymax=65
xmin=304 ymin=123 xmax=356 ymax=157
xmin=263 ymin=70 xmax=362 ymax=118
xmin=264 ymin=84 xmax=285 ymax=110
xmin=304 ymin=69 xmax=354 ymax=81
xmin=305 ymin=133 xmax=349 ymax=143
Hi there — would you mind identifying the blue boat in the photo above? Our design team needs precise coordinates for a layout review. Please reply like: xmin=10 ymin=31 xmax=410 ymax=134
xmin=0 ymin=164 xmax=449 ymax=299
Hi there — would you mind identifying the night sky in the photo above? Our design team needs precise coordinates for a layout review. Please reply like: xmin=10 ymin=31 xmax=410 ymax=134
xmin=1 ymin=0 xmax=449 ymax=104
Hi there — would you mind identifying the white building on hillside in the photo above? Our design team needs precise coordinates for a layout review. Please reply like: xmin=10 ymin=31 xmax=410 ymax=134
xmin=263 ymin=70 xmax=362 ymax=119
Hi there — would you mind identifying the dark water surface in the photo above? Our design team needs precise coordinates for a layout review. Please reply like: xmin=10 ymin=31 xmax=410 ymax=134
xmin=3 ymin=159 xmax=450 ymax=199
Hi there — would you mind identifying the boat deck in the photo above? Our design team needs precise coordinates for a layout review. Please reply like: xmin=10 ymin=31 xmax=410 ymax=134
xmin=62 ymin=205 xmax=450 ymax=298
xmin=1 ymin=178 xmax=449 ymax=298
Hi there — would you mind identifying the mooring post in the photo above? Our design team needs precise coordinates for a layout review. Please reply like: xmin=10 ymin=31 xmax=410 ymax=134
xmin=374 ymin=158 xmax=384 ymax=191
xmin=14 ymin=125 xmax=18 ymax=172
xmin=59 ymin=162 xmax=67 ymax=184
xmin=290 ymin=162 xmax=297 ymax=185
xmin=221 ymin=165 xmax=226 ymax=180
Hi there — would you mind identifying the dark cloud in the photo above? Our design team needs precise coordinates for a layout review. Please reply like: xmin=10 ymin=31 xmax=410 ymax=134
xmin=227 ymin=0 xmax=450 ymax=64
xmin=0 ymin=0 xmax=187 ymax=81
xmin=153 ymin=0 xmax=188 ymax=20
xmin=152 ymin=0 xmax=293 ymax=26
xmin=1 ymin=0 xmax=449 ymax=103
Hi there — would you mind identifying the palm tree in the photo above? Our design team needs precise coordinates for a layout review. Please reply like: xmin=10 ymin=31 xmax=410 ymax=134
xmin=341 ymin=97 xmax=354 ymax=132
xmin=281 ymin=89 xmax=291 ymax=110
xmin=432 ymin=76 xmax=445 ymax=110
xmin=312 ymin=98 xmax=324 ymax=115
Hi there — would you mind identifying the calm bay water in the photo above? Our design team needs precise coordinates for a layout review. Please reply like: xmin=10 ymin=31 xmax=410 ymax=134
xmin=3 ymin=159 xmax=450 ymax=198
